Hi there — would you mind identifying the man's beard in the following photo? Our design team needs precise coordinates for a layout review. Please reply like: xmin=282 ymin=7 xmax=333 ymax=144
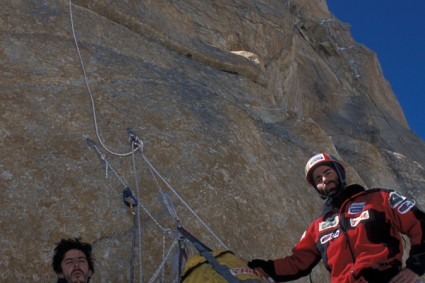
xmin=65 ymin=270 xmax=90 ymax=283
xmin=322 ymin=180 xmax=340 ymax=196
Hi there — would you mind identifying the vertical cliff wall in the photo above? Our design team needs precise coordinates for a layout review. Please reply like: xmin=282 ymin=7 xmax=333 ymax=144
xmin=1 ymin=0 xmax=424 ymax=281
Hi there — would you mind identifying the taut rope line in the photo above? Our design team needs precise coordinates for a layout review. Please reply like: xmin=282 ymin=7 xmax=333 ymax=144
xmin=88 ymin=138 xmax=177 ymax=282
xmin=127 ymin=129 xmax=228 ymax=249
xmin=141 ymin=151 xmax=229 ymax=249
xmin=70 ymin=0 xmax=230 ymax=280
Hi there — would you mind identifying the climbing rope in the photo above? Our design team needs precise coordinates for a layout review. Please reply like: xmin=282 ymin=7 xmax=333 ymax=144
xmin=127 ymin=129 xmax=229 ymax=248
xmin=139 ymin=147 xmax=229 ymax=250
xmin=147 ymin=238 xmax=179 ymax=283
xmin=88 ymin=129 xmax=230 ymax=281
xmin=71 ymin=0 xmax=228 ymax=250
xmin=86 ymin=138 xmax=127 ymax=185
xmin=130 ymin=207 xmax=137 ymax=283
xmin=71 ymin=0 xmax=230 ymax=280
xmin=88 ymin=138 xmax=175 ymax=282
xmin=87 ymin=138 xmax=175 ymax=236
xmin=69 ymin=0 xmax=138 ymax=157
xmin=130 ymin=138 xmax=144 ymax=283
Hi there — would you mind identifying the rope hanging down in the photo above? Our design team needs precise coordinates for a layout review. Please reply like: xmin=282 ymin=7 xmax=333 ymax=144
xmin=87 ymin=138 xmax=176 ymax=283
xmin=69 ymin=0 xmax=137 ymax=157
xmin=87 ymin=131 xmax=230 ymax=248
xmin=87 ymin=131 xmax=230 ymax=282
xmin=127 ymin=128 xmax=229 ymax=250
xmin=70 ymin=0 xmax=230 ymax=280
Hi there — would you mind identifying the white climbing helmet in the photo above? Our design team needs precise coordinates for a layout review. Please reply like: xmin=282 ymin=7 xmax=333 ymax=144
xmin=305 ymin=152 xmax=346 ymax=186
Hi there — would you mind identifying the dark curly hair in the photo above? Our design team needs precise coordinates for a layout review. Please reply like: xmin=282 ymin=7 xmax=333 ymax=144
xmin=52 ymin=238 xmax=95 ymax=274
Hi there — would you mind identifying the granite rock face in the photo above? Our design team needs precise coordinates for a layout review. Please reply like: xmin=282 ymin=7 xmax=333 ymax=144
xmin=1 ymin=0 xmax=424 ymax=282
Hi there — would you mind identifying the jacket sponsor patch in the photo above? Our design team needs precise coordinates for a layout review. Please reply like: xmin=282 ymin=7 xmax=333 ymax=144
xmin=350 ymin=210 xmax=369 ymax=227
xmin=388 ymin=192 xmax=415 ymax=214
xmin=389 ymin=192 xmax=406 ymax=208
xmin=319 ymin=215 xmax=339 ymax=231
xmin=320 ymin=229 xmax=340 ymax=244
xmin=398 ymin=200 xmax=415 ymax=214
xmin=307 ymin=154 xmax=326 ymax=168
xmin=348 ymin=202 xmax=365 ymax=214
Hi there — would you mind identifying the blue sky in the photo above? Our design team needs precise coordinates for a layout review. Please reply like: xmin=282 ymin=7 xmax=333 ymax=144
xmin=326 ymin=0 xmax=425 ymax=141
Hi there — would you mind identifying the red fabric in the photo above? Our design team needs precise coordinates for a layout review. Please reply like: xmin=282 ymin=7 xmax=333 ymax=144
xmin=272 ymin=187 xmax=425 ymax=282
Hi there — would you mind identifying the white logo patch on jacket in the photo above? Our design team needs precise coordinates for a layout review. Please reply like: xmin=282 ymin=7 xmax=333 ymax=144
xmin=320 ymin=229 xmax=340 ymax=244
xmin=348 ymin=202 xmax=365 ymax=214
xmin=319 ymin=215 xmax=339 ymax=231
xmin=350 ymin=210 xmax=369 ymax=227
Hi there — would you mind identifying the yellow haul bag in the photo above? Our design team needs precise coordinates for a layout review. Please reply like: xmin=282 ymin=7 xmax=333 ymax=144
xmin=181 ymin=249 xmax=268 ymax=283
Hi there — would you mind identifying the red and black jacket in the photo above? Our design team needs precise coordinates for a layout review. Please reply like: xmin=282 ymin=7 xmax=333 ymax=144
xmin=272 ymin=185 xmax=425 ymax=282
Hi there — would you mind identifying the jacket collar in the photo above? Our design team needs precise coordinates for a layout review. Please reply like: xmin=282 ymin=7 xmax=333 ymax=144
xmin=321 ymin=184 xmax=366 ymax=216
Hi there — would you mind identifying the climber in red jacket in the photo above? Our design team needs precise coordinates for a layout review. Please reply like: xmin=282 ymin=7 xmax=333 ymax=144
xmin=248 ymin=152 xmax=425 ymax=282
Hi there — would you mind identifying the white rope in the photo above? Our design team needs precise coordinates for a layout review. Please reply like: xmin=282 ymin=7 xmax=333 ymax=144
xmin=147 ymin=238 xmax=179 ymax=283
xmin=162 ymin=192 xmax=180 ymax=224
xmin=129 ymin=142 xmax=173 ymax=234
xmin=139 ymin=150 xmax=229 ymax=250
xmin=70 ymin=1 xmax=230 ymax=279
xmin=89 ymin=139 xmax=175 ymax=282
xmin=69 ymin=0 xmax=138 ymax=157
xmin=89 ymin=139 xmax=173 ymax=234
xmin=161 ymin=234 xmax=166 ymax=282
xmin=87 ymin=139 xmax=127 ymax=187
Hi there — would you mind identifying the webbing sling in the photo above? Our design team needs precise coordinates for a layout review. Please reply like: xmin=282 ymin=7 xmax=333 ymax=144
xmin=177 ymin=226 xmax=240 ymax=283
